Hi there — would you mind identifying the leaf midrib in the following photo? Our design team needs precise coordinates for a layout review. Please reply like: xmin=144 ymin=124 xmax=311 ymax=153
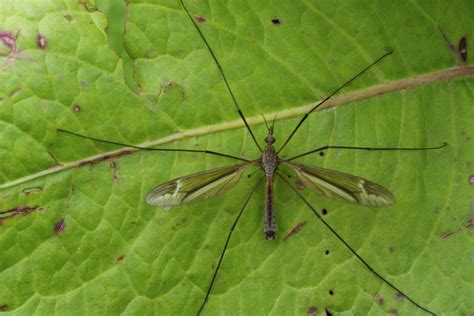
xmin=0 ymin=65 xmax=472 ymax=190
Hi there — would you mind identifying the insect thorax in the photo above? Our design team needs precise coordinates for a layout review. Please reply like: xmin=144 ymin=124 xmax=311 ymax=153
xmin=262 ymin=145 xmax=278 ymax=178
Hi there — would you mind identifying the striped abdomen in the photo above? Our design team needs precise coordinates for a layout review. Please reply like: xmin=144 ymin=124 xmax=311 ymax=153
xmin=264 ymin=179 xmax=276 ymax=240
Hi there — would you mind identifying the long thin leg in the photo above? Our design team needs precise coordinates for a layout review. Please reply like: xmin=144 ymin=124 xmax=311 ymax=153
xmin=197 ymin=177 xmax=264 ymax=316
xmin=57 ymin=129 xmax=250 ymax=162
xmin=286 ymin=142 xmax=447 ymax=161
xmin=277 ymin=174 xmax=436 ymax=316
xmin=179 ymin=0 xmax=262 ymax=152
xmin=277 ymin=51 xmax=393 ymax=155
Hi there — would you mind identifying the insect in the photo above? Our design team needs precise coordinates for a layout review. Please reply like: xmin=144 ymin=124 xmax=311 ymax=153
xmin=58 ymin=1 xmax=446 ymax=315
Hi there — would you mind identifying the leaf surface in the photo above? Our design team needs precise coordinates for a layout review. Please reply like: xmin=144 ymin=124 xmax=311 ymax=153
xmin=0 ymin=0 xmax=473 ymax=315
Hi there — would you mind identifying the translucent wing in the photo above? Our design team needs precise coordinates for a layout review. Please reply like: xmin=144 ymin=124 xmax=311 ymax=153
xmin=146 ymin=163 xmax=254 ymax=208
xmin=283 ymin=161 xmax=395 ymax=207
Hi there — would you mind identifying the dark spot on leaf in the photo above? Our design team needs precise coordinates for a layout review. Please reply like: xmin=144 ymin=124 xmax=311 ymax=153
xmin=441 ymin=231 xmax=454 ymax=239
xmin=172 ymin=218 xmax=188 ymax=230
xmin=54 ymin=219 xmax=66 ymax=235
xmin=73 ymin=104 xmax=81 ymax=112
xmin=388 ymin=245 xmax=395 ymax=253
xmin=22 ymin=187 xmax=43 ymax=195
xmin=116 ymin=255 xmax=125 ymax=262
xmin=64 ymin=14 xmax=73 ymax=21
xmin=195 ymin=16 xmax=207 ymax=23
xmin=319 ymin=151 xmax=325 ymax=156
xmin=0 ymin=305 xmax=8 ymax=311
xmin=390 ymin=309 xmax=398 ymax=316
xmin=329 ymin=290 xmax=334 ymax=296
xmin=394 ymin=291 xmax=405 ymax=301
xmin=324 ymin=308 xmax=333 ymax=316
xmin=469 ymin=175 xmax=474 ymax=185
xmin=79 ymin=0 xmax=98 ymax=11
xmin=438 ymin=27 xmax=468 ymax=65
xmin=324 ymin=250 xmax=330 ymax=255
xmin=458 ymin=36 xmax=467 ymax=63
xmin=130 ymin=220 xmax=138 ymax=225
xmin=247 ymin=174 xmax=252 ymax=178
xmin=271 ymin=18 xmax=281 ymax=25
xmin=374 ymin=292 xmax=384 ymax=305
xmin=283 ymin=221 xmax=307 ymax=241
xmin=307 ymin=306 xmax=318 ymax=316
xmin=37 ymin=34 xmax=47 ymax=49
xmin=322 ymin=208 xmax=328 ymax=216
xmin=0 ymin=205 xmax=41 ymax=224
xmin=110 ymin=161 xmax=118 ymax=180
xmin=466 ymin=218 xmax=473 ymax=229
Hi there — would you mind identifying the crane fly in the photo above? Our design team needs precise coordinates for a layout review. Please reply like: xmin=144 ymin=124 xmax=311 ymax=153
xmin=58 ymin=1 xmax=447 ymax=315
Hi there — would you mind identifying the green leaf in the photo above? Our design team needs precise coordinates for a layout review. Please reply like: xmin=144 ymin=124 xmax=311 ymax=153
xmin=0 ymin=0 xmax=472 ymax=315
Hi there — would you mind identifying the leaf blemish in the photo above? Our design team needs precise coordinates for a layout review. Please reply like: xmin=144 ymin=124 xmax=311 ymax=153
xmin=22 ymin=186 xmax=43 ymax=195
xmin=307 ymin=306 xmax=318 ymax=316
xmin=54 ymin=219 xmax=66 ymax=235
xmin=194 ymin=16 xmax=207 ymax=23
xmin=394 ymin=291 xmax=405 ymax=301
xmin=36 ymin=34 xmax=47 ymax=49
xmin=322 ymin=208 xmax=328 ymax=216
xmin=0 ymin=206 xmax=41 ymax=224
xmin=283 ymin=221 xmax=307 ymax=241
xmin=172 ymin=218 xmax=187 ymax=230
xmin=116 ymin=255 xmax=125 ymax=262
xmin=72 ymin=104 xmax=81 ymax=112
xmin=0 ymin=31 xmax=18 ymax=53
xmin=324 ymin=249 xmax=330 ymax=255
xmin=374 ymin=292 xmax=384 ymax=305
xmin=440 ymin=218 xmax=473 ymax=239
xmin=329 ymin=290 xmax=334 ymax=296
xmin=271 ymin=18 xmax=281 ymax=25
xmin=458 ymin=36 xmax=467 ymax=63
xmin=110 ymin=160 xmax=118 ymax=180
xmin=0 ymin=305 xmax=8 ymax=311
xmin=469 ymin=175 xmax=474 ymax=185
xmin=390 ymin=309 xmax=398 ymax=316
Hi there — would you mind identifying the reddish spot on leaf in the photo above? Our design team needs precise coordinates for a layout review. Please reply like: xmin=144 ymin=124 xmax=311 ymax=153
xmin=195 ymin=16 xmax=207 ymax=23
xmin=0 ymin=31 xmax=18 ymax=53
xmin=0 ymin=305 xmax=8 ymax=311
xmin=284 ymin=221 xmax=307 ymax=241
xmin=37 ymin=34 xmax=47 ymax=49
xmin=0 ymin=206 xmax=41 ymax=224
xmin=54 ymin=219 xmax=66 ymax=235
xmin=307 ymin=306 xmax=318 ymax=316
